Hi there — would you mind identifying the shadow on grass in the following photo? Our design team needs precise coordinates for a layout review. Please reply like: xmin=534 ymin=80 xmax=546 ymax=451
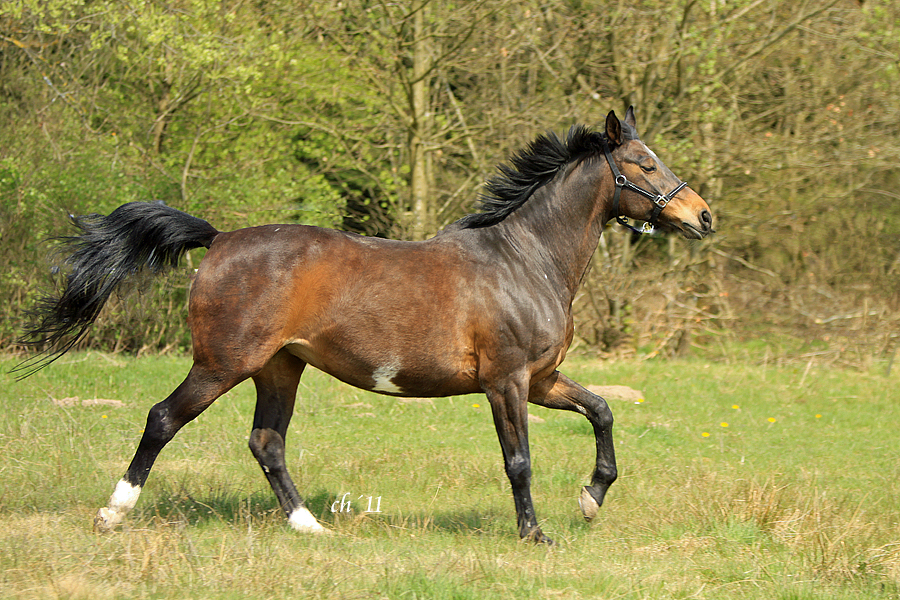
xmin=129 ymin=485 xmax=521 ymax=540
xmin=132 ymin=486 xmax=282 ymax=527
xmin=308 ymin=488 xmax=516 ymax=539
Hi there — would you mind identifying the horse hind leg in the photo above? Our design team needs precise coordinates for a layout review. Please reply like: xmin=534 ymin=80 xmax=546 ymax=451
xmin=94 ymin=365 xmax=240 ymax=531
xmin=528 ymin=372 xmax=618 ymax=522
xmin=249 ymin=349 xmax=327 ymax=533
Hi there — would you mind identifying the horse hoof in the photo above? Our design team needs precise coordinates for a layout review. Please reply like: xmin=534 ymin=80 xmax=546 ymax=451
xmin=578 ymin=486 xmax=601 ymax=522
xmin=93 ymin=507 xmax=124 ymax=533
xmin=524 ymin=528 xmax=554 ymax=545
xmin=287 ymin=506 xmax=330 ymax=534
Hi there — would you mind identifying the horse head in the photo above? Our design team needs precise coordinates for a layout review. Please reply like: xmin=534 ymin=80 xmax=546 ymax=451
xmin=603 ymin=107 xmax=714 ymax=240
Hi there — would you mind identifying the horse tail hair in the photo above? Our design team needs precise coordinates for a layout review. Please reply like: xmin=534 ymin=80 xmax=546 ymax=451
xmin=13 ymin=201 xmax=219 ymax=378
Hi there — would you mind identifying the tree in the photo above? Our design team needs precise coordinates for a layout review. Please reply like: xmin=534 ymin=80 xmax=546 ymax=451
xmin=3 ymin=0 xmax=899 ymax=359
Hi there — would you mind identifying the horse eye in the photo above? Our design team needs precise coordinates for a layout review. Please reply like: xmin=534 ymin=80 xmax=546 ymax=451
xmin=641 ymin=164 xmax=657 ymax=174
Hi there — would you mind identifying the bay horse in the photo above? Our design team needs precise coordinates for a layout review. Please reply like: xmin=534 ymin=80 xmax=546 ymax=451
xmin=17 ymin=108 xmax=713 ymax=543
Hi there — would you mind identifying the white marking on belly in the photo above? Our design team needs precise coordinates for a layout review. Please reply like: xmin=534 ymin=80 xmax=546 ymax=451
xmin=288 ymin=506 xmax=327 ymax=533
xmin=372 ymin=364 xmax=403 ymax=394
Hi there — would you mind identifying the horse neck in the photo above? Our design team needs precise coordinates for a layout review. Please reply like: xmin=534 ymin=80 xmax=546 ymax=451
xmin=491 ymin=159 xmax=612 ymax=299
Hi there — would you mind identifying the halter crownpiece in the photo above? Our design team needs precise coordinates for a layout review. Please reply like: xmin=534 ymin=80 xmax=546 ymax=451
xmin=601 ymin=135 xmax=688 ymax=235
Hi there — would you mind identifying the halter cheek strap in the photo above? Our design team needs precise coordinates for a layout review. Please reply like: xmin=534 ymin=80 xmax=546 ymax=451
xmin=601 ymin=136 xmax=688 ymax=235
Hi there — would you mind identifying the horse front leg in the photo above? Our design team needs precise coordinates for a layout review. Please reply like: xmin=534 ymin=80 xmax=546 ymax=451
xmin=529 ymin=371 xmax=618 ymax=521
xmin=484 ymin=372 xmax=553 ymax=544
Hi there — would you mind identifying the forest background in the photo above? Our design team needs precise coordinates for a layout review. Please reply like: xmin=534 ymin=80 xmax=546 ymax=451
xmin=1 ymin=0 xmax=898 ymax=368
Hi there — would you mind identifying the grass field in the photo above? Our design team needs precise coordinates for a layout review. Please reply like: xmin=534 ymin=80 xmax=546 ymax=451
xmin=2 ymin=351 xmax=899 ymax=599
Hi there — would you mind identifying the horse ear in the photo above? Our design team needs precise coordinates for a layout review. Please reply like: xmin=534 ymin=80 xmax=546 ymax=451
xmin=625 ymin=106 xmax=637 ymax=130
xmin=605 ymin=110 xmax=623 ymax=146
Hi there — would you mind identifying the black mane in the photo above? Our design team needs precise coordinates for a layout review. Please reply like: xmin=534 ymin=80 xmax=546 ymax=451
xmin=457 ymin=124 xmax=612 ymax=229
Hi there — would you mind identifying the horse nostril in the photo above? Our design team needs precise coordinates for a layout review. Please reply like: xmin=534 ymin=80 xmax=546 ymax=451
xmin=700 ymin=209 xmax=713 ymax=229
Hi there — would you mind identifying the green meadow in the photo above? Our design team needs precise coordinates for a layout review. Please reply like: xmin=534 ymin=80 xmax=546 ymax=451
xmin=1 ymin=352 xmax=899 ymax=599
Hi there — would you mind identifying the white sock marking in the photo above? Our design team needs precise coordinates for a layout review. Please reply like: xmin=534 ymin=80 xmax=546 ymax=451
xmin=288 ymin=506 xmax=327 ymax=533
xmin=109 ymin=479 xmax=142 ymax=513
xmin=94 ymin=479 xmax=142 ymax=532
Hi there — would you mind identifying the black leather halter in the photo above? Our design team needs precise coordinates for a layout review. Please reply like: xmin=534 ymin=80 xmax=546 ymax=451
xmin=601 ymin=136 xmax=688 ymax=235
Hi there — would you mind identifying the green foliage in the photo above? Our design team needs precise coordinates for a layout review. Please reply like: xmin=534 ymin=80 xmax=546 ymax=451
xmin=0 ymin=147 xmax=194 ymax=351
xmin=2 ymin=0 xmax=900 ymax=357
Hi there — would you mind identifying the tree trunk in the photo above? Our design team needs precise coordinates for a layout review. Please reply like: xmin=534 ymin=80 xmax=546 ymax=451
xmin=409 ymin=2 xmax=432 ymax=240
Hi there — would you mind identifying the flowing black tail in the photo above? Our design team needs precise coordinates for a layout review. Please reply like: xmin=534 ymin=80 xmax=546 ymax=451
xmin=13 ymin=201 xmax=220 ymax=378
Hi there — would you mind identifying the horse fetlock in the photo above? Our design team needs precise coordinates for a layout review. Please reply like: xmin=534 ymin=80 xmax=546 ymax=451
xmin=594 ymin=464 xmax=618 ymax=487
xmin=93 ymin=507 xmax=126 ymax=532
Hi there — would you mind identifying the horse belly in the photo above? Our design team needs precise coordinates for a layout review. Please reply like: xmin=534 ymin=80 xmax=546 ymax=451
xmin=284 ymin=335 xmax=479 ymax=398
xmin=250 ymin=228 xmax=480 ymax=397
xmin=283 ymin=289 xmax=480 ymax=398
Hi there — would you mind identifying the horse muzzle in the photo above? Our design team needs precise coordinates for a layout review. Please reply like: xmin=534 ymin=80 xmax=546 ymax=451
xmin=680 ymin=207 xmax=714 ymax=239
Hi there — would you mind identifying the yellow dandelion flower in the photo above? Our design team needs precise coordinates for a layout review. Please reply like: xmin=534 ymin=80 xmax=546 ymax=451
xmin=472 ymin=403 xmax=480 ymax=408
xmin=701 ymin=432 xmax=710 ymax=438
xmin=815 ymin=414 xmax=822 ymax=419
xmin=732 ymin=404 xmax=740 ymax=410
xmin=767 ymin=417 xmax=777 ymax=423
xmin=720 ymin=422 xmax=729 ymax=428
xmin=101 ymin=415 xmax=108 ymax=419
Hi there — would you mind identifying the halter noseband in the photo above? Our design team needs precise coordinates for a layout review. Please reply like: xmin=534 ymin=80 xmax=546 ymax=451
xmin=601 ymin=136 xmax=688 ymax=235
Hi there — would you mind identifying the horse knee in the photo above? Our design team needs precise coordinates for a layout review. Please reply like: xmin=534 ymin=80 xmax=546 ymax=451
xmin=505 ymin=453 xmax=532 ymax=484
